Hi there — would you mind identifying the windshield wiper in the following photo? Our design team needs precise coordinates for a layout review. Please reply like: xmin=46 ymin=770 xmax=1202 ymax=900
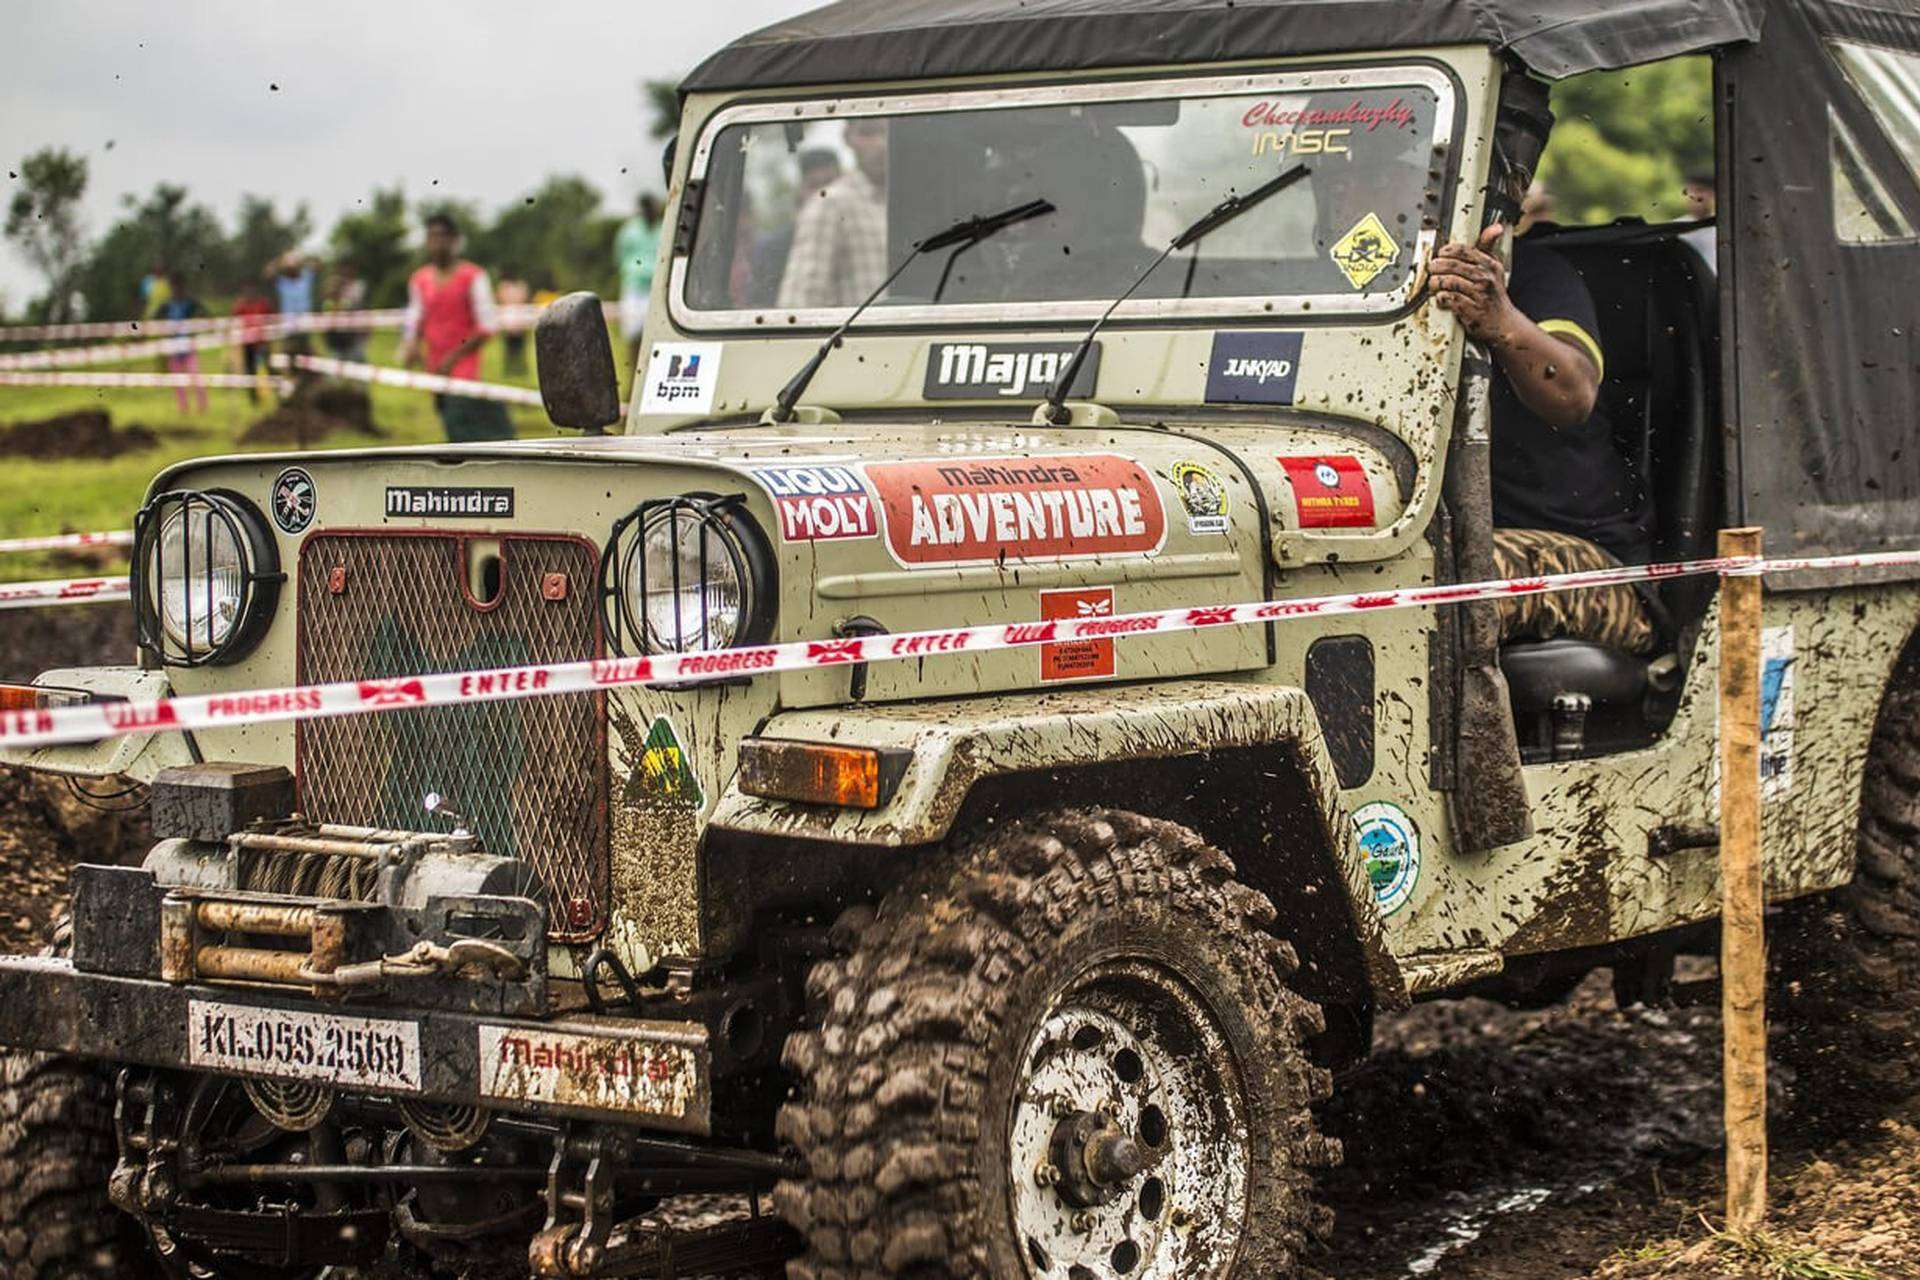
xmin=1038 ymin=163 xmax=1309 ymax=426
xmin=768 ymin=198 xmax=1056 ymax=423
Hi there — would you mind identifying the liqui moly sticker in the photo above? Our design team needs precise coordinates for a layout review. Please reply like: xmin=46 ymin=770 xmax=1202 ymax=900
xmin=1280 ymin=455 xmax=1376 ymax=529
xmin=1040 ymin=587 xmax=1117 ymax=681
xmin=640 ymin=343 xmax=722 ymax=415
xmin=866 ymin=455 xmax=1166 ymax=568
xmin=752 ymin=465 xmax=877 ymax=542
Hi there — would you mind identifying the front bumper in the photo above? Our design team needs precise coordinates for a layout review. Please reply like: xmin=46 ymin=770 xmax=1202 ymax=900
xmin=0 ymin=954 xmax=714 ymax=1134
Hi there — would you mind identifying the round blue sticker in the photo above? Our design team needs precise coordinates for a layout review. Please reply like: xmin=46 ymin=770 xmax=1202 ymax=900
xmin=1353 ymin=800 xmax=1422 ymax=916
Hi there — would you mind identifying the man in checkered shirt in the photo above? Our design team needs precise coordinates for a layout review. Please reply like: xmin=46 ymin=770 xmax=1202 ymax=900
xmin=777 ymin=118 xmax=891 ymax=309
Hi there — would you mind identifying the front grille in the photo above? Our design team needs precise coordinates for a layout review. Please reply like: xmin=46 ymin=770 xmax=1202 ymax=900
xmin=296 ymin=533 xmax=607 ymax=938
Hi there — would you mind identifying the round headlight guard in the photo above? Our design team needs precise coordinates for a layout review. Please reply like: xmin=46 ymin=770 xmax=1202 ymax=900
xmin=598 ymin=494 xmax=776 ymax=658
xmin=132 ymin=489 xmax=283 ymax=667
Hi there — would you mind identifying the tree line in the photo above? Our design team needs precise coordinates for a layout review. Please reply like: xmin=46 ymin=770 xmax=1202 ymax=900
xmin=5 ymin=150 xmax=630 ymax=325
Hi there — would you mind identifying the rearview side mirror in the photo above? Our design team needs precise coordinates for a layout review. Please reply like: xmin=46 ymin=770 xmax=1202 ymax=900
xmin=535 ymin=292 xmax=622 ymax=433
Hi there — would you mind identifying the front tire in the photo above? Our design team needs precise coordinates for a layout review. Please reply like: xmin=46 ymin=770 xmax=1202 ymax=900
xmin=774 ymin=808 xmax=1337 ymax=1280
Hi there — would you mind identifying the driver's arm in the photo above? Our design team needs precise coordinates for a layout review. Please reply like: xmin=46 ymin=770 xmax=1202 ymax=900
xmin=1428 ymin=224 xmax=1602 ymax=430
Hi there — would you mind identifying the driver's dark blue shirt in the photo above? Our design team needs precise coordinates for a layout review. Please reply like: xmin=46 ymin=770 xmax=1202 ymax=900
xmin=1490 ymin=242 xmax=1654 ymax=566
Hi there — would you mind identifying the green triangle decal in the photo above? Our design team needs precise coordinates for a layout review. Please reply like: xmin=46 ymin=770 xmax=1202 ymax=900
xmin=639 ymin=716 xmax=704 ymax=809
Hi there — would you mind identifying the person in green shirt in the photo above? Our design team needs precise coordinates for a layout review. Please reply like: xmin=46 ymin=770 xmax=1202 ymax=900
xmin=615 ymin=195 xmax=664 ymax=368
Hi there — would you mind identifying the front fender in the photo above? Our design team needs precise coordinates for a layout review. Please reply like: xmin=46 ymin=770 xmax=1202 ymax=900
xmin=0 ymin=667 xmax=195 ymax=781
xmin=709 ymin=677 xmax=1405 ymax=1008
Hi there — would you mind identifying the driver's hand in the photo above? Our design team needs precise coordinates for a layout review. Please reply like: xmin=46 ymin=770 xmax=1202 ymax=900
xmin=1428 ymin=223 xmax=1515 ymax=344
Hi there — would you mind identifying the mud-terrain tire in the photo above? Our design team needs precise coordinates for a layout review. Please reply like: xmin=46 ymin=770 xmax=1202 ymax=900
xmin=0 ymin=923 xmax=154 ymax=1280
xmin=1778 ymin=680 xmax=1920 ymax=1091
xmin=773 ymin=808 xmax=1337 ymax=1280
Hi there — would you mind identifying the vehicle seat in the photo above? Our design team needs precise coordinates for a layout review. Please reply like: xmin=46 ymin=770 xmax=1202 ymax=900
xmin=1496 ymin=223 xmax=1720 ymax=762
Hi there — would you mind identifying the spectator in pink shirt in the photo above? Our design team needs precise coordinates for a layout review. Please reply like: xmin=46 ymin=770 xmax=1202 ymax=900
xmin=397 ymin=213 xmax=513 ymax=442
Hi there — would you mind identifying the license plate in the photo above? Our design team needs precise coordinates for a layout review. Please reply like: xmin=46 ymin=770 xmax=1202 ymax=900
xmin=188 ymin=999 xmax=422 ymax=1092
xmin=478 ymin=1025 xmax=700 ymax=1118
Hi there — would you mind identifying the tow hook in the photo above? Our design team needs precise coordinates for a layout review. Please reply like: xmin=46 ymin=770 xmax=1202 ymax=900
xmin=318 ymin=938 xmax=528 ymax=989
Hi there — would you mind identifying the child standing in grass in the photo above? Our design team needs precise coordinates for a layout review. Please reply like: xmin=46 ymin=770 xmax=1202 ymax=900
xmin=157 ymin=277 xmax=208 ymax=415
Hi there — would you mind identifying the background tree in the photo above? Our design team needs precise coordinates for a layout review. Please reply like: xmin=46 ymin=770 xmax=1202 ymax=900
xmin=468 ymin=176 xmax=620 ymax=295
xmin=225 ymin=194 xmax=311 ymax=291
xmin=4 ymin=148 xmax=90 ymax=323
xmin=643 ymin=80 xmax=680 ymax=141
xmin=328 ymin=187 xmax=413 ymax=306
xmin=1540 ymin=58 xmax=1714 ymax=225
xmin=69 ymin=183 xmax=229 ymax=319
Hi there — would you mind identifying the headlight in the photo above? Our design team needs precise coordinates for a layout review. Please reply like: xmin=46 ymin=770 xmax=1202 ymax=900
xmin=133 ymin=490 xmax=281 ymax=666
xmin=602 ymin=496 xmax=775 ymax=656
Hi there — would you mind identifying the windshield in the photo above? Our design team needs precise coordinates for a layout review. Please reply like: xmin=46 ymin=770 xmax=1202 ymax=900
xmin=677 ymin=66 xmax=1456 ymax=329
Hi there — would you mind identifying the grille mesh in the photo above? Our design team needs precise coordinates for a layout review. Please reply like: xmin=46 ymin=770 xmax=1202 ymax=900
xmin=296 ymin=534 xmax=607 ymax=938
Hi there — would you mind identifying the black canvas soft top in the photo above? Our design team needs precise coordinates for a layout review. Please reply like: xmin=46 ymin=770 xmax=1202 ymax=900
xmin=683 ymin=0 xmax=1764 ymax=93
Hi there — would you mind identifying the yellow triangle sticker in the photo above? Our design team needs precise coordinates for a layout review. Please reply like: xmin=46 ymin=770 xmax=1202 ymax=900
xmin=1329 ymin=212 xmax=1401 ymax=290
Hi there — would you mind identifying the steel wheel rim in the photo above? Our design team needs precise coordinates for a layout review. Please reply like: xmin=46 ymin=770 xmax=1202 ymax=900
xmin=1009 ymin=957 xmax=1250 ymax=1280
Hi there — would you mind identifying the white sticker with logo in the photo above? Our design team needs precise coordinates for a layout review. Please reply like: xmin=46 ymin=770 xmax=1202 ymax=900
xmin=478 ymin=1025 xmax=702 ymax=1119
xmin=1761 ymin=625 xmax=1796 ymax=801
xmin=752 ymin=464 xmax=878 ymax=542
xmin=188 ymin=999 xmax=421 ymax=1092
xmin=1353 ymin=801 xmax=1422 ymax=917
xmin=640 ymin=342 xmax=722 ymax=415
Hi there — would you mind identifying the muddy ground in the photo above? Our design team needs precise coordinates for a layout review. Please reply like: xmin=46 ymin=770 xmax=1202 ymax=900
xmin=0 ymin=614 xmax=1913 ymax=1278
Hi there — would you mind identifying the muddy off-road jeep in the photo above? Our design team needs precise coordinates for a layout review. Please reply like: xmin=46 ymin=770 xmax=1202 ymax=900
xmin=4 ymin=1 xmax=1920 ymax=1276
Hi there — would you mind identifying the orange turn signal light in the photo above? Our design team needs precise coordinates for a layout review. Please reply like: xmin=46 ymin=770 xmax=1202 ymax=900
xmin=0 ymin=685 xmax=39 ymax=714
xmin=737 ymin=738 xmax=910 ymax=811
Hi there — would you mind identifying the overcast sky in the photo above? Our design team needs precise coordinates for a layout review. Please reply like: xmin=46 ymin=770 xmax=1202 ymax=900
xmin=0 ymin=0 xmax=819 ymax=311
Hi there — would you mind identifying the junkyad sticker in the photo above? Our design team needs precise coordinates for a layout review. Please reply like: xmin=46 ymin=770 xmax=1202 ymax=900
xmin=641 ymin=343 xmax=722 ymax=415
xmin=1329 ymin=212 xmax=1401 ymax=290
xmin=1353 ymin=800 xmax=1421 ymax=916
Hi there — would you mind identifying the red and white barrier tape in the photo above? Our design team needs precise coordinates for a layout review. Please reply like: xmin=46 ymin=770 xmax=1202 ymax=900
xmin=0 ymin=302 xmax=601 ymax=351
xmin=274 ymin=354 xmax=545 ymax=406
xmin=0 ymin=371 xmax=294 ymax=394
xmin=4 ymin=546 xmax=1915 ymax=749
xmin=0 ymin=322 xmax=309 ymax=372
xmin=0 ymin=576 xmax=129 ymax=613
xmin=0 ymin=531 xmax=133 ymax=555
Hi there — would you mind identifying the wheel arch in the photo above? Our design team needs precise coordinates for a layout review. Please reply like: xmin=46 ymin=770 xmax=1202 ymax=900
xmin=704 ymin=679 xmax=1407 ymax=1020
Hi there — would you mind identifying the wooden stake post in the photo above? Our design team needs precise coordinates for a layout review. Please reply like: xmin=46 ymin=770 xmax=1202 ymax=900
xmin=1718 ymin=526 xmax=1767 ymax=1234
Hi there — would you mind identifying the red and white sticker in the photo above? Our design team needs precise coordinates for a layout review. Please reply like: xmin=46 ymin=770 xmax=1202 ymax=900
xmin=752 ymin=465 xmax=878 ymax=542
xmin=478 ymin=1025 xmax=701 ymax=1120
xmin=1279 ymin=455 xmax=1376 ymax=529
xmin=1040 ymin=587 xmax=1117 ymax=682
xmin=866 ymin=455 xmax=1166 ymax=567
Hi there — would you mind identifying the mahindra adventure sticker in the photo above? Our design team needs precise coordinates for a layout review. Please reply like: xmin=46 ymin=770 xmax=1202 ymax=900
xmin=866 ymin=455 xmax=1166 ymax=568
xmin=1279 ymin=455 xmax=1375 ymax=529
xmin=924 ymin=342 xmax=1101 ymax=400
xmin=1206 ymin=331 xmax=1303 ymax=405
xmin=751 ymin=464 xmax=877 ymax=543
xmin=1039 ymin=586 xmax=1117 ymax=682
xmin=385 ymin=486 xmax=514 ymax=520
xmin=640 ymin=342 xmax=722 ymax=415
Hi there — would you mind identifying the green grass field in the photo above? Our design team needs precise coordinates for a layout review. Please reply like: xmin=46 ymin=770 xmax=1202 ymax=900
xmin=0 ymin=329 xmax=584 ymax=581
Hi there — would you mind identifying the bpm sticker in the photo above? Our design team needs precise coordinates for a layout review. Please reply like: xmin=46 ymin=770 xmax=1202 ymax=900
xmin=1329 ymin=212 xmax=1401 ymax=290
xmin=1279 ymin=455 xmax=1375 ymax=529
xmin=924 ymin=342 xmax=1101 ymax=400
xmin=1171 ymin=461 xmax=1231 ymax=535
xmin=640 ymin=343 xmax=722 ymax=415
xmin=866 ymin=455 xmax=1166 ymax=568
xmin=272 ymin=467 xmax=317 ymax=535
xmin=752 ymin=465 xmax=877 ymax=542
xmin=1353 ymin=801 xmax=1421 ymax=916
xmin=1761 ymin=625 xmax=1796 ymax=801
xmin=1205 ymin=333 xmax=1304 ymax=406
xmin=1039 ymin=586 xmax=1116 ymax=682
